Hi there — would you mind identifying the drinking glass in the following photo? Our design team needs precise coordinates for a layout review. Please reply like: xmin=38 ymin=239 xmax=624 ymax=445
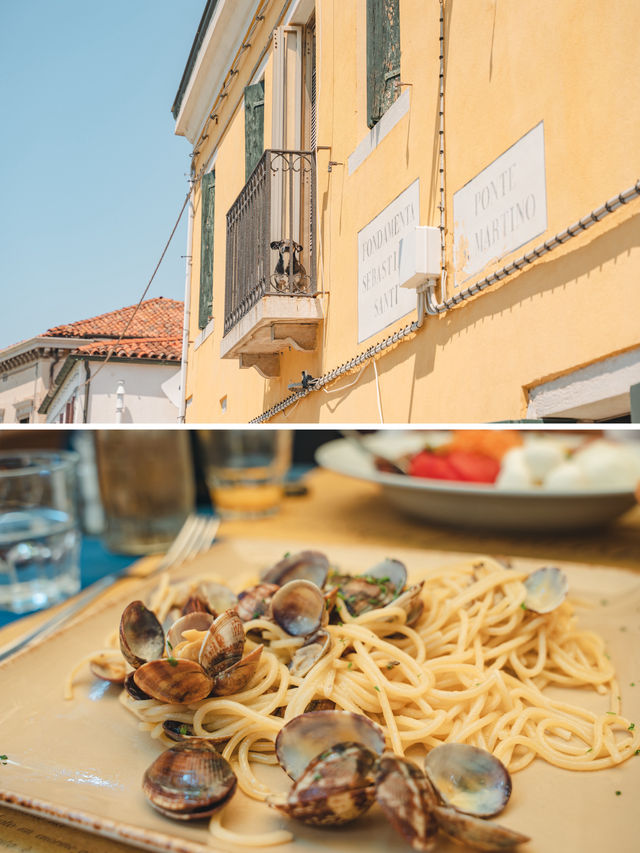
xmin=198 ymin=430 xmax=293 ymax=519
xmin=0 ymin=450 xmax=81 ymax=614
xmin=94 ymin=430 xmax=196 ymax=554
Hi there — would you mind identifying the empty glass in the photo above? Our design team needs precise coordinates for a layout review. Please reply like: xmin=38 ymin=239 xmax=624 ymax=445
xmin=94 ymin=431 xmax=196 ymax=554
xmin=198 ymin=430 xmax=293 ymax=519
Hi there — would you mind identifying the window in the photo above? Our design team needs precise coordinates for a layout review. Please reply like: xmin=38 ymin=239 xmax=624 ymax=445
xmin=366 ymin=0 xmax=401 ymax=129
xmin=14 ymin=399 xmax=33 ymax=423
xmin=244 ymin=81 xmax=265 ymax=180
xmin=198 ymin=170 xmax=215 ymax=330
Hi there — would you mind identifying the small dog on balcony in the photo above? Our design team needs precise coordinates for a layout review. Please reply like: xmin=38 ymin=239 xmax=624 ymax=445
xmin=270 ymin=240 xmax=308 ymax=293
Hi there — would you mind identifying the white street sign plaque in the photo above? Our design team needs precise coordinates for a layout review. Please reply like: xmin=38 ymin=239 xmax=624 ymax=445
xmin=453 ymin=122 xmax=547 ymax=287
xmin=357 ymin=179 xmax=420 ymax=342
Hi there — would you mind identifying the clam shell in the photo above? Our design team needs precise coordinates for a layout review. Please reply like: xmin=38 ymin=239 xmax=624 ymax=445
xmin=364 ymin=557 xmax=407 ymax=592
xmin=375 ymin=753 xmax=439 ymax=851
xmin=196 ymin=581 xmax=238 ymax=616
xmin=124 ymin=670 xmax=151 ymax=701
xmin=261 ymin=550 xmax=330 ymax=588
xmin=89 ymin=653 xmax=127 ymax=684
xmin=162 ymin=720 xmax=229 ymax=746
xmin=210 ymin=644 xmax=263 ymax=695
xmin=181 ymin=595 xmax=211 ymax=615
xmin=424 ymin=743 xmax=511 ymax=818
xmin=198 ymin=610 xmax=245 ymax=678
xmin=119 ymin=601 xmax=165 ymax=669
xmin=268 ymin=741 xmax=377 ymax=826
xmin=275 ymin=710 xmax=385 ymax=780
xmin=523 ymin=566 xmax=568 ymax=614
xmin=166 ymin=611 xmax=214 ymax=654
xmin=142 ymin=742 xmax=236 ymax=819
xmin=289 ymin=628 xmax=330 ymax=677
xmin=390 ymin=581 xmax=425 ymax=626
xmin=235 ymin=582 xmax=279 ymax=622
xmin=433 ymin=805 xmax=530 ymax=850
xmin=133 ymin=659 xmax=213 ymax=704
xmin=271 ymin=579 xmax=325 ymax=637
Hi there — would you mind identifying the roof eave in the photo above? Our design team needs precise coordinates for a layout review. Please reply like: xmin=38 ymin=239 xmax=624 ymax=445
xmin=173 ymin=0 xmax=259 ymax=144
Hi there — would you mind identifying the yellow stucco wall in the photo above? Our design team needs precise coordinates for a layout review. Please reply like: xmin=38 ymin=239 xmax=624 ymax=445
xmin=183 ymin=0 xmax=640 ymax=423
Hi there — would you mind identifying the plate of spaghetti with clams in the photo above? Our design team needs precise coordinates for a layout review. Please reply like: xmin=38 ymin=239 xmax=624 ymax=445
xmin=1 ymin=539 xmax=639 ymax=853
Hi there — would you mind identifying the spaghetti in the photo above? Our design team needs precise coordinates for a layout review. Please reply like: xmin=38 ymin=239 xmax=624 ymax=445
xmin=70 ymin=554 xmax=640 ymax=845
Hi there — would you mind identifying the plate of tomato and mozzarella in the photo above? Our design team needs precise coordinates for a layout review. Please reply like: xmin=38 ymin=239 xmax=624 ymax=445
xmin=315 ymin=430 xmax=640 ymax=532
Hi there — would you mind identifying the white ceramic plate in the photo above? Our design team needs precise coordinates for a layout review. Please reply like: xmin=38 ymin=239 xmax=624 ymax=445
xmin=0 ymin=539 xmax=639 ymax=853
xmin=315 ymin=433 xmax=638 ymax=532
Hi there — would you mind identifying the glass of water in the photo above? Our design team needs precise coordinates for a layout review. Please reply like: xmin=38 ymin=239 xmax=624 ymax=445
xmin=0 ymin=450 xmax=81 ymax=614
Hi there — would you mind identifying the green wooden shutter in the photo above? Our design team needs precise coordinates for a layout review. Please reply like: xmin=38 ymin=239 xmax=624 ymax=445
xmin=198 ymin=170 xmax=215 ymax=330
xmin=245 ymin=81 xmax=265 ymax=181
xmin=367 ymin=0 xmax=401 ymax=129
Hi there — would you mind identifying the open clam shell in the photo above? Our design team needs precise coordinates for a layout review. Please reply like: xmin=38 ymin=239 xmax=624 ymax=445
xmin=166 ymin=611 xmax=214 ymax=654
xmin=210 ymin=644 xmax=263 ymax=696
xmin=261 ymin=550 xmax=330 ymax=588
xmin=89 ymin=653 xmax=127 ymax=684
xmin=432 ymin=804 xmax=530 ymax=850
xmin=133 ymin=659 xmax=214 ymax=704
xmin=424 ymin=743 xmax=511 ymax=818
xmin=268 ymin=741 xmax=377 ymax=827
xmin=390 ymin=581 xmax=425 ymax=626
xmin=235 ymin=582 xmax=279 ymax=622
xmin=119 ymin=601 xmax=165 ymax=669
xmin=289 ymin=628 xmax=330 ymax=677
xmin=142 ymin=742 xmax=237 ymax=820
xmin=375 ymin=753 xmax=439 ymax=852
xmin=198 ymin=610 xmax=245 ymax=678
xmin=364 ymin=557 xmax=407 ymax=592
xmin=271 ymin=579 xmax=325 ymax=637
xmin=195 ymin=581 xmax=238 ymax=616
xmin=523 ymin=566 xmax=568 ymax=614
xmin=275 ymin=710 xmax=385 ymax=781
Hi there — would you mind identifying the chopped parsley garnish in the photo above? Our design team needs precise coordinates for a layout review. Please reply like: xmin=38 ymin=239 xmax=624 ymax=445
xmin=606 ymin=711 xmax=616 ymax=715
xmin=252 ymin=610 xmax=262 ymax=619
xmin=629 ymin=723 xmax=636 ymax=731
xmin=520 ymin=602 xmax=527 ymax=610
xmin=347 ymin=662 xmax=353 ymax=669
xmin=283 ymin=552 xmax=291 ymax=558
xmin=615 ymin=790 xmax=621 ymax=796
xmin=635 ymin=749 xmax=640 ymax=755
xmin=374 ymin=685 xmax=380 ymax=692
xmin=179 ymin=724 xmax=189 ymax=735
xmin=313 ymin=773 xmax=322 ymax=782
xmin=0 ymin=755 xmax=7 ymax=765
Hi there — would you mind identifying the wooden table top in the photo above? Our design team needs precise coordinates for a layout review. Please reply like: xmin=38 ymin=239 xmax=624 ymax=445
xmin=1 ymin=466 xmax=639 ymax=852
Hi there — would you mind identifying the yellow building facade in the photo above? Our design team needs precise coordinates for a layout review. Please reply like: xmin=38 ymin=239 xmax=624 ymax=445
xmin=173 ymin=0 xmax=640 ymax=423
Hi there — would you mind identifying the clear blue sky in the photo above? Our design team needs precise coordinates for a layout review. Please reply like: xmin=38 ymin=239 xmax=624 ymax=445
xmin=0 ymin=0 xmax=205 ymax=348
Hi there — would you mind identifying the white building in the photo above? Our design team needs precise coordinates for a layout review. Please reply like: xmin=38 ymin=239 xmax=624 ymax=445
xmin=0 ymin=298 xmax=183 ymax=424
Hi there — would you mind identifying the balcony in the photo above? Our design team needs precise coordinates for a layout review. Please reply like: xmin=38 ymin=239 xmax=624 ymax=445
xmin=221 ymin=149 xmax=322 ymax=378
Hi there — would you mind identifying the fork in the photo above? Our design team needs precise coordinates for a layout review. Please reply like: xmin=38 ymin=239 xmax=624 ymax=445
xmin=0 ymin=513 xmax=221 ymax=665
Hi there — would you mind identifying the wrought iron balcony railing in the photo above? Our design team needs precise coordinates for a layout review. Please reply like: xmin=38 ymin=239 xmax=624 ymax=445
xmin=224 ymin=149 xmax=316 ymax=336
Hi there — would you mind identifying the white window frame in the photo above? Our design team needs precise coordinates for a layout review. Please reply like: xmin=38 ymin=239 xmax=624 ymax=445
xmin=527 ymin=347 xmax=640 ymax=421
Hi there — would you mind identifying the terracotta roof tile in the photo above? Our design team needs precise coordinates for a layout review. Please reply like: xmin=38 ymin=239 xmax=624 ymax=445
xmin=43 ymin=297 xmax=183 ymax=340
xmin=74 ymin=337 xmax=182 ymax=361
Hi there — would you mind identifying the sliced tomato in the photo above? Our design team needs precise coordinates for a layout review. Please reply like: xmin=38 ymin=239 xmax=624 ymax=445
xmin=408 ymin=451 xmax=460 ymax=481
xmin=447 ymin=451 xmax=500 ymax=484
xmin=408 ymin=450 xmax=500 ymax=483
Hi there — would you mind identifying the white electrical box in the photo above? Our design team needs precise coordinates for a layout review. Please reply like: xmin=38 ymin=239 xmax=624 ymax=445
xmin=398 ymin=226 xmax=441 ymax=289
